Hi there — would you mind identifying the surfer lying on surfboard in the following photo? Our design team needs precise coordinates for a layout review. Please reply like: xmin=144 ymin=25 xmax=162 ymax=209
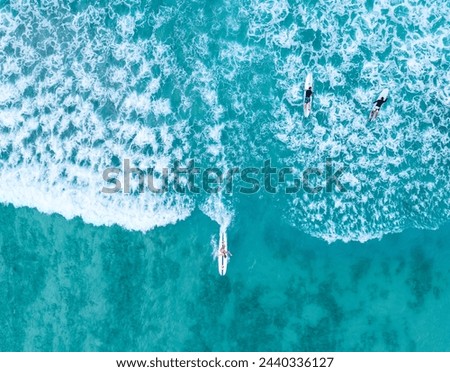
xmin=370 ymin=96 xmax=388 ymax=121
xmin=219 ymin=244 xmax=232 ymax=259
xmin=304 ymin=86 xmax=313 ymax=112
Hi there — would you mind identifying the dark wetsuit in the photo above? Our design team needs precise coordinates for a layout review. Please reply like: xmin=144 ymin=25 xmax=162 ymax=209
xmin=374 ymin=97 xmax=387 ymax=108
xmin=305 ymin=89 xmax=313 ymax=103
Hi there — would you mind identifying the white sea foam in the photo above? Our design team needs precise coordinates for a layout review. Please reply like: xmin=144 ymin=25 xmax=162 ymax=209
xmin=200 ymin=196 xmax=233 ymax=231
xmin=259 ymin=0 xmax=450 ymax=242
xmin=0 ymin=4 xmax=200 ymax=232
xmin=1 ymin=0 xmax=449 ymax=243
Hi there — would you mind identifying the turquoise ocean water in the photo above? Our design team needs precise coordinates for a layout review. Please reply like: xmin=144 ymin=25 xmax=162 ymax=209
xmin=0 ymin=0 xmax=449 ymax=351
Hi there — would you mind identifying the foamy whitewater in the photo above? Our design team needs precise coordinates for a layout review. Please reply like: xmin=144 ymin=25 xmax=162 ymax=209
xmin=0 ymin=0 xmax=449 ymax=242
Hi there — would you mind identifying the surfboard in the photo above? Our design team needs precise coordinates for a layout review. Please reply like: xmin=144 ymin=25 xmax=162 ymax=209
xmin=218 ymin=228 xmax=228 ymax=276
xmin=369 ymin=88 xmax=389 ymax=121
xmin=304 ymin=72 xmax=313 ymax=118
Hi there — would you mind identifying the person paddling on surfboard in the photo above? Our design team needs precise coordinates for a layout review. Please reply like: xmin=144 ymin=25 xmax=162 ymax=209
xmin=219 ymin=244 xmax=231 ymax=259
xmin=304 ymin=86 xmax=313 ymax=112
xmin=374 ymin=96 xmax=388 ymax=108
xmin=370 ymin=96 xmax=388 ymax=120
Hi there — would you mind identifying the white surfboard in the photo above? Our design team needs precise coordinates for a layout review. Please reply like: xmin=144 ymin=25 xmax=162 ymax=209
xmin=218 ymin=228 xmax=228 ymax=276
xmin=304 ymin=72 xmax=313 ymax=118
xmin=369 ymin=88 xmax=389 ymax=121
